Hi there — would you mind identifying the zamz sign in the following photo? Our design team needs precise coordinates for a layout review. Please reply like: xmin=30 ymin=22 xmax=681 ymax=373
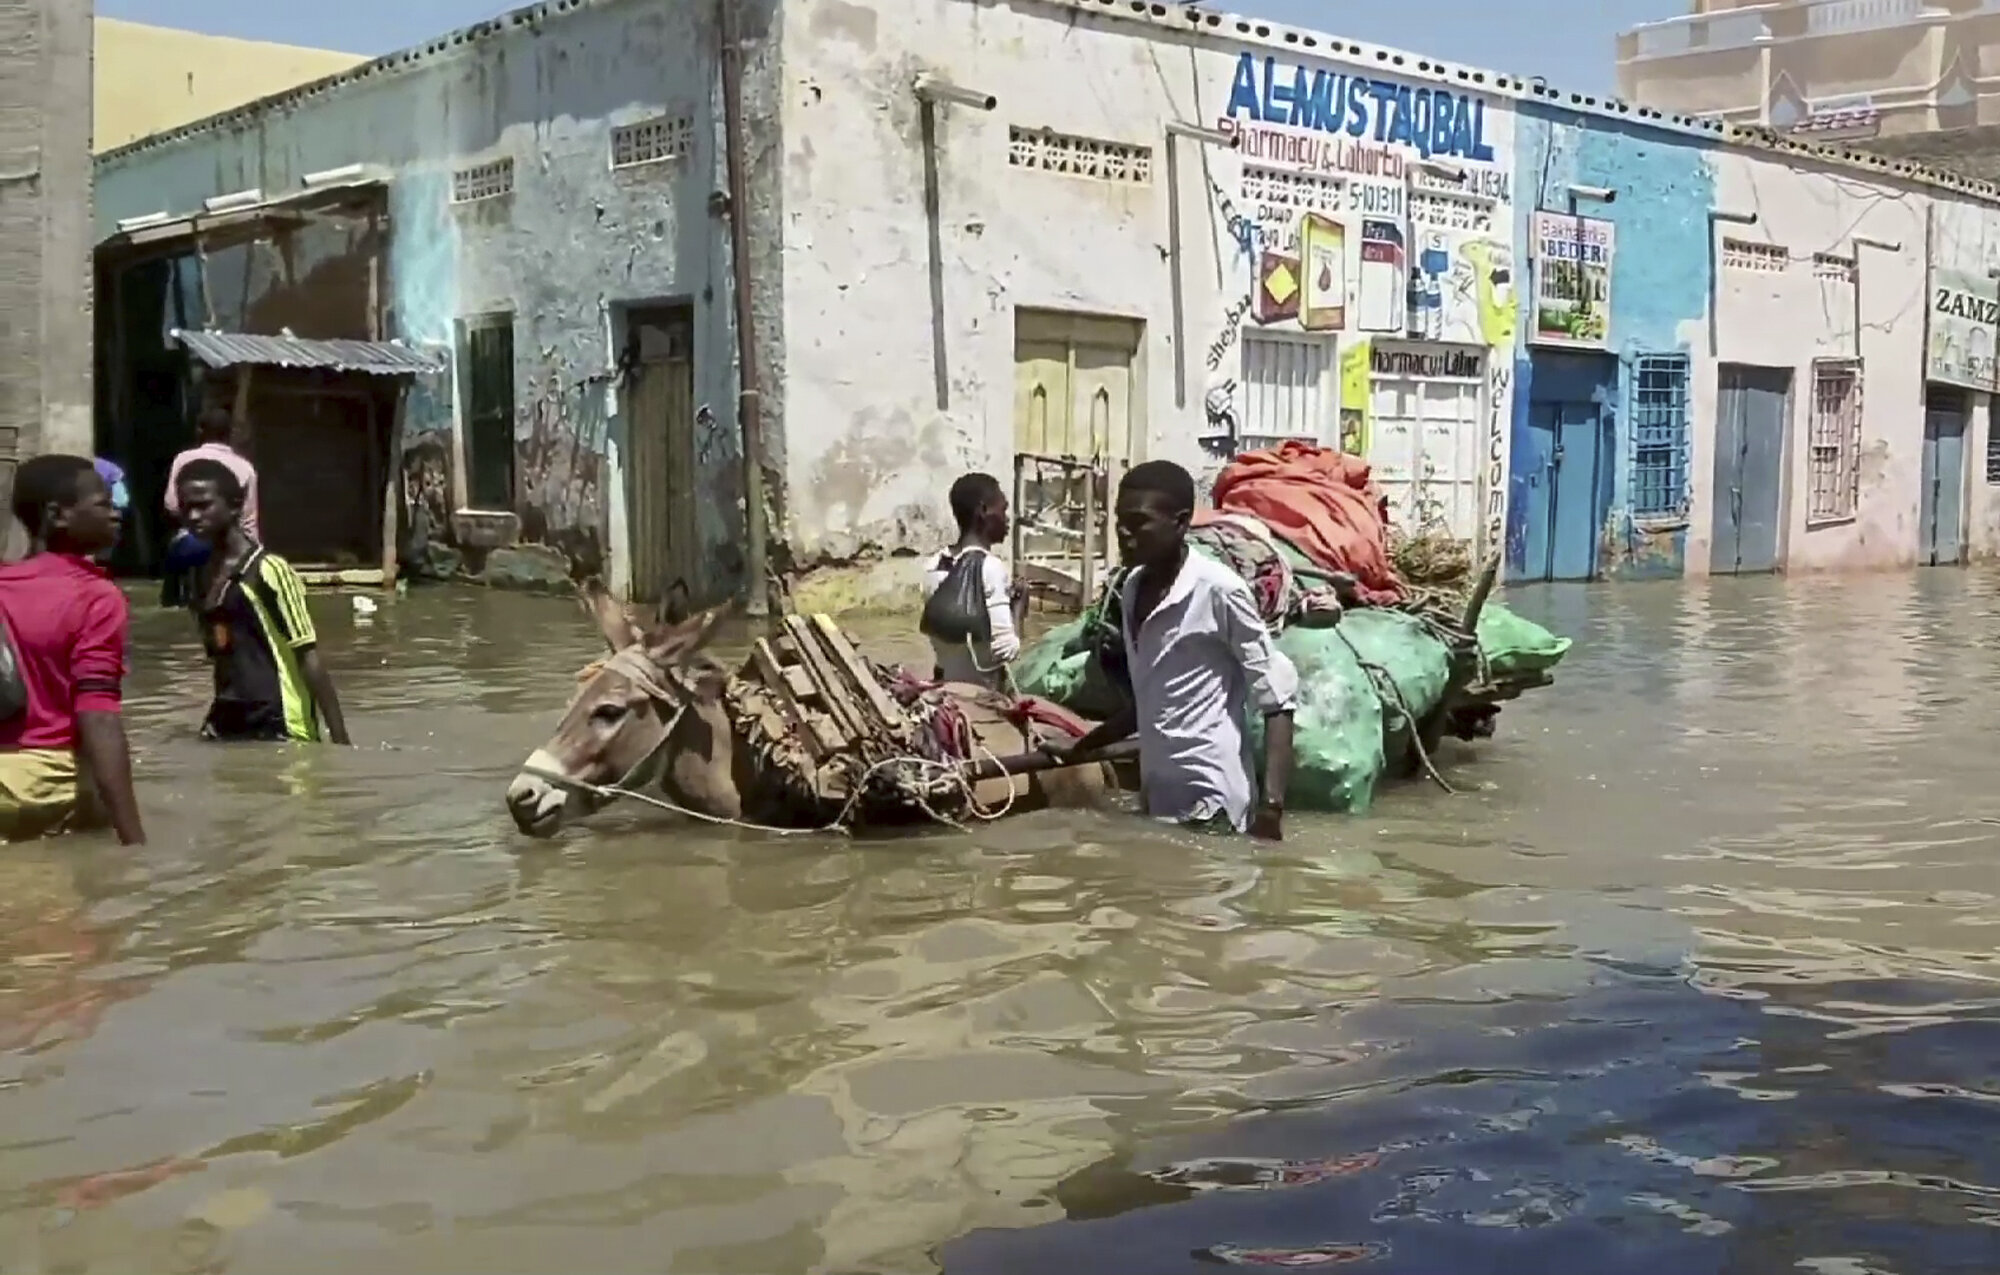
xmin=1935 ymin=287 xmax=2000 ymax=326
xmin=1225 ymin=52 xmax=1499 ymax=163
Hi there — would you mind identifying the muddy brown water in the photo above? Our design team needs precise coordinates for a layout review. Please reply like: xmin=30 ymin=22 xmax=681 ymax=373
xmin=3 ymin=573 xmax=1998 ymax=1274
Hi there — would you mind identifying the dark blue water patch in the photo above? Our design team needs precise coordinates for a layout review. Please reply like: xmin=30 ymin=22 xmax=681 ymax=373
xmin=940 ymin=968 xmax=2000 ymax=1275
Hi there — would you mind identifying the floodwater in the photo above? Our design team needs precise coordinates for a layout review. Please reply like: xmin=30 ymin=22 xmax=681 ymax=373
xmin=3 ymin=571 xmax=1999 ymax=1275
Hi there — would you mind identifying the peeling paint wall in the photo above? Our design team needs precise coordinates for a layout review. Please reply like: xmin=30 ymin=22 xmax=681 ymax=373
xmin=1699 ymin=151 xmax=1929 ymax=575
xmin=778 ymin=0 xmax=1519 ymax=593
xmin=1510 ymin=109 xmax=1715 ymax=581
xmin=93 ymin=0 xmax=750 ymax=599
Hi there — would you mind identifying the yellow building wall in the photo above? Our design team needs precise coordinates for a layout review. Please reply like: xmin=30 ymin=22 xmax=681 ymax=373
xmin=94 ymin=18 xmax=366 ymax=153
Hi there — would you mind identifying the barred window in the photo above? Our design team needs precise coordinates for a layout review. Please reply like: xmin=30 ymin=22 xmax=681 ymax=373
xmin=1808 ymin=359 xmax=1863 ymax=523
xmin=1631 ymin=354 xmax=1691 ymax=520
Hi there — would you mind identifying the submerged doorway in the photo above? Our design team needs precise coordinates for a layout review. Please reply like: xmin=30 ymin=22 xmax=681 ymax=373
xmin=622 ymin=305 xmax=697 ymax=605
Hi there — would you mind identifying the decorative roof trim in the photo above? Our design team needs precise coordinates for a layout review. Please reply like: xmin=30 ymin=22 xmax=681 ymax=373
xmin=96 ymin=0 xmax=2000 ymax=204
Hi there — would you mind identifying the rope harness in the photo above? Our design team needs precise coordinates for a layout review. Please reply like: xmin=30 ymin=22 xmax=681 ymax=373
xmin=524 ymin=644 xmax=1028 ymax=837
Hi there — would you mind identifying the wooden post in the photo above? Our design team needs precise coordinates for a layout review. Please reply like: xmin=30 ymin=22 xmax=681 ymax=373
xmin=366 ymin=211 xmax=382 ymax=341
xmin=230 ymin=366 xmax=253 ymax=454
xmin=381 ymin=389 xmax=403 ymax=588
xmin=194 ymin=232 xmax=217 ymax=329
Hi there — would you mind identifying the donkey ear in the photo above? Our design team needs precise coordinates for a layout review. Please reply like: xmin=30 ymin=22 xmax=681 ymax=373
xmin=577 ymin=578 xmax=641 ymax=651
xmin=656 ymin=577 xmax=692 ymax=627
xmin=644 ymin=602 xmax=726 ymax=666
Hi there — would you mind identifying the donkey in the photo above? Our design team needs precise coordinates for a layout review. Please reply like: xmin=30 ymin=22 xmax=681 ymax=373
xmin=504 ymin=581 xmax=1115 ymax=838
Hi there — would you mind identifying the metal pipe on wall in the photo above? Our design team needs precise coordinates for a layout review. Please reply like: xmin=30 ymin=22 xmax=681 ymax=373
xmin=1706 ymin=210 xmax=1759 ymax=356
xmin=1164 ymin=121 xmax=1237 ymax=411
xmin=719 ymin=0 xmax=772 ymax=617
xmin=1850 ymin=235 xmax=1901 ymax=366
xmin=913 ymin=75 xmax=996 ymax=413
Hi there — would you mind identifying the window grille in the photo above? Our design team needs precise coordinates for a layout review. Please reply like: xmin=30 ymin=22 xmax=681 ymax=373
xmin=1007 ymin=126 xmax=1152 ymax=185
xmin=1808 ymin=359 xmax=1862 ymax=523
xmin=1986 ymin=408 xmax=2000 ymax=484
xmin=611 ymin=115 xmax=694 ymax=169
xmin=1239 ymin=332 xmax=1335 ymax=450
xmin=1240 ymin=165 xmax=1343 ymax=213
xmin=1722 ymin=238 xmax=1787 ymax=272
xmin=451 ymin=158 xmax=514 ymax=203
xmin=1631 ymin=354 xmax=1691 ymax=519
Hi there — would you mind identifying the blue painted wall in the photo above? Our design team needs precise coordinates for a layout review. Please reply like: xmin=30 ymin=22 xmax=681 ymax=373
xmin=1509 ymin=107 xmax=1716 ymax=580
xmin=94 ymin=0 xmax=746 ymax=595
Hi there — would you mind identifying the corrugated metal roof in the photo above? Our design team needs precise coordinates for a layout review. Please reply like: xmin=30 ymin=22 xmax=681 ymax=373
xmin=171 ymin=329 xmax=445 ymax=376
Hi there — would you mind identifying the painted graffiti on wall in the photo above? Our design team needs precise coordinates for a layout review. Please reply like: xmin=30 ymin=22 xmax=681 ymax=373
xmin=1202 ymin=48 xmax=1516 ymax=500
xmin=1530 ymin=212 xmax=1615 ymax=348
xmin=1927 ymin=200 xmax=2000 ymax=391
xmin=1484 ymin=358 xmax=1512 ymax=558
xmin=517 ymin=363 xmax=609 ymax=579
xmin=1408 ymin=169 xmax=1515 ymax=348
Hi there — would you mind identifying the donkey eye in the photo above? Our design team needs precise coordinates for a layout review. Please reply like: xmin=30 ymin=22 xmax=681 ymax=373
xmin=590 ymin=703 xmax=629 ymax=724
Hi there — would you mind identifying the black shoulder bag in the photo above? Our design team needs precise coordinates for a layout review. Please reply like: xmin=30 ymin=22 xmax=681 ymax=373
xmin=920 ymin=549 xmax=995 ymax=647
xmin=0 ymin=614 xmax=28 ymax=722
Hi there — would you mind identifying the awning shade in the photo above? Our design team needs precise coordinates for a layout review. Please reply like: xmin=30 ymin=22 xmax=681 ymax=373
xmin=171 ymin=328 xmax=445 ymax=376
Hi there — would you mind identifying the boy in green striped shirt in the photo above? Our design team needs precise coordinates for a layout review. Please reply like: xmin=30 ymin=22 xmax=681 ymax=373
xmin=174 ymin=459 xmax=352 ymax=745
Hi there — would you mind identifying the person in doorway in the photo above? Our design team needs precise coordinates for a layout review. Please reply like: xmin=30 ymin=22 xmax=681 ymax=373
xmin=1046 ymin=460 xmax=1297 ymax=840
xmin=175 ymin=459 xmax=351 ymax=746
xmin=162 ymin=406 xmax=260 ymax=607
xmin=920 ymin=472 xmax=1029 ymax=691
xmin=0 ymin=455 xmax=147 ymax=844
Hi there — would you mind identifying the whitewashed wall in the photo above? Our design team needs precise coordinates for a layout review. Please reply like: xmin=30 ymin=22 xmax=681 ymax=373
xmin=1692 ymin=151 xmax=1929 ymax=575
xmin=776 ymin=0 xmax=1515 ymax=592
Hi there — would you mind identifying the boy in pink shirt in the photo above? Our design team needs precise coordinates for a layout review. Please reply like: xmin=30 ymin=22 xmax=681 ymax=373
xmin=166 ymin=405 xmax=259 ymax=537
xmin=163 ymin=405 xmax=258 ymax=603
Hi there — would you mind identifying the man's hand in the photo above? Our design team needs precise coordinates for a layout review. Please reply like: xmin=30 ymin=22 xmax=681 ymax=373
xmin=1249 ymin=800 xmax=1284 ymax=842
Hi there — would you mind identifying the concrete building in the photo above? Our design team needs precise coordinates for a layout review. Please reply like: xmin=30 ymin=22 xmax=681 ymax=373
xmin=85 ymin=0 xmax=2000 ymax=603
xmin=0 ymin=0 xmax=94 ymax=510
xmin=94 ymin=18 xmax=366 ymax=153
xmin=1617 ymin=0 xmax=1998 ymax=139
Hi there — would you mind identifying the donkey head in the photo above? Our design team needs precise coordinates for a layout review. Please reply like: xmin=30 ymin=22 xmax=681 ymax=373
xmin=505 ymin=579 xmax=727 ymax=837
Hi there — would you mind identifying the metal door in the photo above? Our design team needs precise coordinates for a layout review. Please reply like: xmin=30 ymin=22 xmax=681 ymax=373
xmin=1921 ymin=387 xmax=1968 ymax=566
xmin=1369 ymin=374 xmax=1482 ymax=541
xmin=1710 ymin=365 xmax=1790 ymax=575
xmin=1011 ymin=310 xmax=1142 ymax=570
xmin=1516 ymin=399 xmax=1605 ymax=582
xmin=624 ymin=307 xmax=697 ymax=604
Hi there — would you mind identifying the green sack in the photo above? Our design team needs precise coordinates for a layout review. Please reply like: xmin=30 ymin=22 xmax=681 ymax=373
xmin=1475 ymin=603 xmax=1572 ymax=681
xmin=1012 ymin=619 xmax=1089 ymax=702
xmin=1249 ymin=609 xmax=1454 ymax=814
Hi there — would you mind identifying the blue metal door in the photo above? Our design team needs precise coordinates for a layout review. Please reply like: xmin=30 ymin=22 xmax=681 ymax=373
xmin=1921 ymin=387 xmax=1967 ymax=566
xmin=1710 ymin=365 xmax=1790 ymax=575
xmin=1518 ymin=353 xmax=1616 ymax=582
xmin=1517 ymin=401 xmax=1607 ymax=582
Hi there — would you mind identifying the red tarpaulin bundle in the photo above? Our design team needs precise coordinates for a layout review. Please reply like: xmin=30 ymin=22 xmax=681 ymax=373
xmin=1210 ymin=440 xmax=1405 ymax=604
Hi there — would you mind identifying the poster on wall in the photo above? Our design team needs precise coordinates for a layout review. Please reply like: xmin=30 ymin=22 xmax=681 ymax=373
xmin=1200 ymin=47 xmax=1516 ymax=548
xmin=1530 ymin=211 xmax=1614 ymax=348
xmin=1925 ymin=202 xmax=1999 ymax=389
xmin=1406 ymin=172 xmax=1516 ymax=349
xmin=1339 ymin=340 xmax=1371 ymax=454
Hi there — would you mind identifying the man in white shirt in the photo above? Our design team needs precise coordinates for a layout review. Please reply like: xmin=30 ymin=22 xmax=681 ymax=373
xmin=921 ymin=472 xmax=1027 ymax=690
xmin=1049 ymin=461 xmax=1297 ymax=839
